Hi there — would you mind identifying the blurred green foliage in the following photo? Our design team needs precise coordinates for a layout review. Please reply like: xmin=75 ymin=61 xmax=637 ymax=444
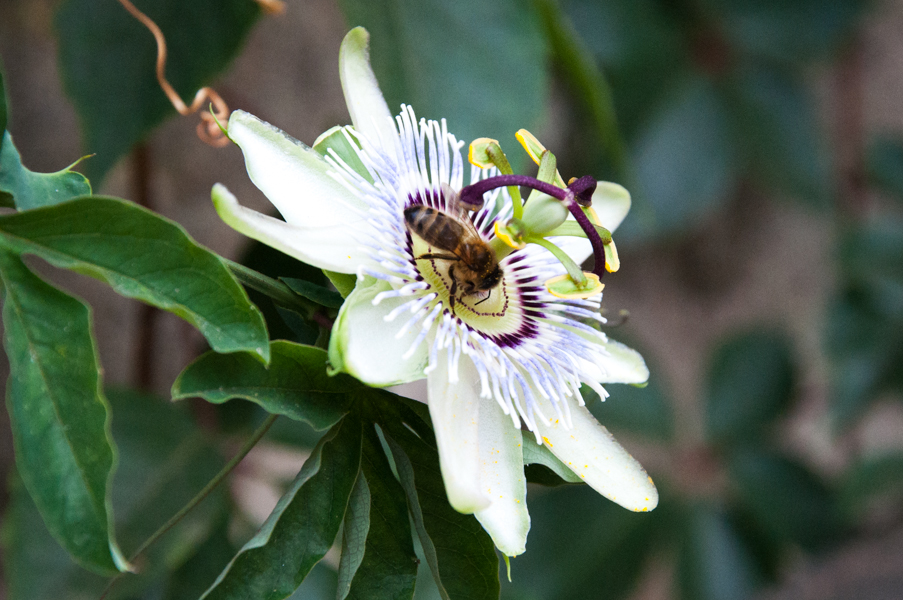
xmin=3 ymin=0 xmax=903 ymax=598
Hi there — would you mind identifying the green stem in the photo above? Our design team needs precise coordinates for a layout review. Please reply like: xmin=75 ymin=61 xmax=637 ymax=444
xmin=525 ymin=236 xmax=587 ymax=285
xmin=223 ymin=258 xmax=313 ymax=312
xmin=486 ymin=143 xmax=524 ymax=219
xmin=99 ymin=414 xmax=279 ymax=599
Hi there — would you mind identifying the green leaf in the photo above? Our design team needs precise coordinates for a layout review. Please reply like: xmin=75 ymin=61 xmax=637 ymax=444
xmin=727 ymin=65 xmax=830 ymax=206
xmin=325 ymin=269 xmax=359 ymax=298
xmin=163 ymin=518 xmax=237 ymax=600
xmin=728 ymin=447 xmax=839 ymax=550
xmin=585 ymin=374 xmax=674 ymax=442
xmin=839 ymin=216 xmax=903 ymax=313
xmin=503 ymin=484 xmax=665 ymax=600
xmin=173 ymin=341 xmax=357 ymax=430
xmin=202 ymin=416 xmax=362 ymax=599
xmin=0 ymin=131 xmax=92 ymax=210
xmin=335 ymin=0 xmax=547 ymax=172
xmin=522 ymin=439 xmax=583 ymax=485
xmin=705 ymin=329 xmax=795 ymax=444
xmin=339 ymin=426 xmax=418 ymax=600
xmin=375 ymin=392 xmax=500 ymax=600
xmin=625 ymin=76 xmax=736 ymax=240
xmin=0 ymin=248 xmax=126 ymax=575
xmin=282 ymin=277 xmax=345 ymax=308
xmin=825 ymin=286 xmax=903 ymax=428
xmin=2 ymin=387 xmax=228 ymax=599
xmin=54 ymin=0 xmax=260 ymax=182
xmin=839 ymin=451 xmax=903 ymax=518
xmin=535 ymin=0 xmax=628 ymax=178
xmin=700 ymin=0 xmax=864 ymax=63
xmin=677 ymin=503 xmax=760 ymax=600
xmin=0 ymin=196 xmax=269 ymax=362
xmin=338 ymin=470 xmax=371 ymax=598
xmin=868 ymin=135 xmax=903 ymax=204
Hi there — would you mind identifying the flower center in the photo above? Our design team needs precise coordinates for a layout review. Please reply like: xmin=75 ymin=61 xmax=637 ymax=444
xmin=408 ymin=230 xmax=531 ymax=339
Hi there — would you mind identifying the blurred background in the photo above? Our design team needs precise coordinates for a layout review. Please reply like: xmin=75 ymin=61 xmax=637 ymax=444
xmin=2 ymin=0 xmax=903 ymax=598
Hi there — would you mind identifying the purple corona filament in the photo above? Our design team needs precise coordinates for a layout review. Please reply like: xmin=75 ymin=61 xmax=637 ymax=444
xmin=460 ymin=174 xmax=608 ymax=278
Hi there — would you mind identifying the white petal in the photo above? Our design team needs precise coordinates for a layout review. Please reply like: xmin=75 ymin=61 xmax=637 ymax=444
xmin=227 ymin=110 xmax=369 ymax=228
xmin=592 ymin=181 xmax=631 ymax=233
xmin=474 ymin=401 xmax=530 ymax=556
xmin=534 ymin=399 xmax=658 ymax=512
xmin=427 ymin=359 xmax=491 ymax=513
xmin=339 ymin=28 xmax=397 ymax=149
xmin=327 ymin=278 xmax=428 ymax=385
xmin=211 ymin=184 xmax=370 ymax=274
xmin=577 ymin=338 xmax=650 ymax=385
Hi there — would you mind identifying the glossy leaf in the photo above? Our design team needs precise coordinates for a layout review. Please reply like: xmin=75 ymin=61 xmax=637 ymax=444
xmin=375 ymin=392 xmax=500 ymax=600
xmin=202 ymin=416 xmax=362 ymax=599
xmin=728 ymin=447 xmax=839 ymax=550
xmin=338 ymin=426 xmax=418 ymax=600
xmin=0 ymin=196 xmax=269 ymax=362
xmin=677 ymin=503 xmax=759 ymax=600
xmin=2 ymin=387 xmax=228 ymax=599
xmin=55 ymin=0 xmax=260 ymax=182
xmin=503 ymin=485 xmax=664 ymax=600
xmin=336 ymin=0 xmax=546 ymax=171
xmin=705 ymin=330 xmax=795 ymax=444
xmin=627 ymin=76 xmax=735 ymax=239
xmin=0 ymin=248 xmax=125 ymax=575
xmin=282 ymin=277 xmax=345 ymax=308
xmin=173 ymin=341 xmax=357 ymax=429
xmin=0 ymin=131 xmax=92 ymax=211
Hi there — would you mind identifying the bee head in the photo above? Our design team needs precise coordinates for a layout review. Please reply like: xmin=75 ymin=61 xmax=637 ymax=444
xmin=480 ymin=264 xmax=503 ymax=291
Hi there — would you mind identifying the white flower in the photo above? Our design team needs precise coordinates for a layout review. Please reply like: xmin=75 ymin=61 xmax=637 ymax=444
xmin=212 ymin=27 xmax=657 ymax=556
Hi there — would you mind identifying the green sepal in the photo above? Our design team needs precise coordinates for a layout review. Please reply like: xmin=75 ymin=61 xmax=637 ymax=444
xmin=313 ymin=125 xmax=372 ymax=182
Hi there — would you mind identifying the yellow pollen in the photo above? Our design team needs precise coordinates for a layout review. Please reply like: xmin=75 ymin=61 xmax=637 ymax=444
xmin=542 ymin=436 xmax=553 ymax=447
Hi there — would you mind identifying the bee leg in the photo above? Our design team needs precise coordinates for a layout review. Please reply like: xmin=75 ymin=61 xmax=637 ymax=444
xmin=415 ymin=253 xmax=460 ymax=262
xmin=447 ymin=265 xmax=458 ymax=315
xmin=474 ymin=288 xmax=491 ymax=306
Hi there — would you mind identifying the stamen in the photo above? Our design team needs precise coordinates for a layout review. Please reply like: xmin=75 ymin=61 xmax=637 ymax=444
xmin=460 ymin=174 xmax=610 ymax=278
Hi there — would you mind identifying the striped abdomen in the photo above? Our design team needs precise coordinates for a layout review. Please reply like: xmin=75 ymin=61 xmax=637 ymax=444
xmin=403 ymin=205 xmax=466 ymax=254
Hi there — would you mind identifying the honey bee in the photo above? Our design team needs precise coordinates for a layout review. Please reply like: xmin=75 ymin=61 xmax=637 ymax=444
xmin=404 ymin=191 xmax=502 ymax=312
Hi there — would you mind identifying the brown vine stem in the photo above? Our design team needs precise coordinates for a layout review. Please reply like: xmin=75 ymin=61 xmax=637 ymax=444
xmin=115 ymin=0 xmax=237 ymax=146
xmin=99 ymin=413 xmax=279 ymax=600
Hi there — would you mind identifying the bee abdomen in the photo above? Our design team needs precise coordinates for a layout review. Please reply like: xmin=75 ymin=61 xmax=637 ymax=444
xmin=404 ymin=205 xmax=465 ymax=252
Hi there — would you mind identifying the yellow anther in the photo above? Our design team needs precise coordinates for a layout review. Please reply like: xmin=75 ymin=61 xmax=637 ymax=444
xmin=604 ymin=239 xmax=620 ymax=273
xmin=545 ymin=273 xmax=604 ymax=299
xmin=515 ymin=129 xmax=545 ymax=165
xmin=494 ymin=221 xmax=526 ymax=249
xmin=468 ymin=137 xmax=501 ymax=169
